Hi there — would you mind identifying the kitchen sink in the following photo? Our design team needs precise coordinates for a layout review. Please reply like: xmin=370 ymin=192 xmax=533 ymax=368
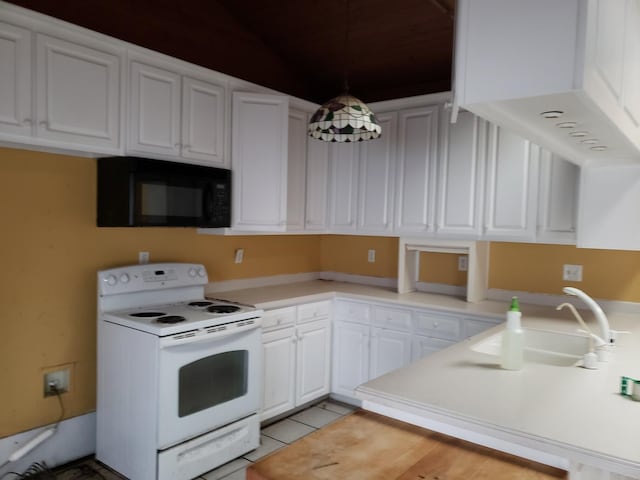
xmin=471 ymin=328 xmax=591 ymax=367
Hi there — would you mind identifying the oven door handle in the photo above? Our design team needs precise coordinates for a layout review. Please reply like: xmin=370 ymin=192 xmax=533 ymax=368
xmin=158 ymin=318 xmax=262 ymax=349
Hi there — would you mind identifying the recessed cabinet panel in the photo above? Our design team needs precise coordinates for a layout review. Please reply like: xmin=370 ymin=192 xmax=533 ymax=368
xmin=328 ymin=142 xmax=359 ymax=232
xmin=622 ymin=0 xmax=640 ymax=128
xmin=129 ymin=62 xmax=181 ymax=156
xmin=182 ymin=77 xmax=225 ymax=164
xmin=36 ymin=34 xmax=120 ymax=151
xmin=287 ymin=109 xmax=307 ymax=231
xmin=296 ymin=319 xmax=331 ymax=405
xmin=261 ymin=327 xmax=296 ymax=420
xmin=411 ymin=336 xmax=455 ymax=362
xmin=484 ymin=124 xmax=539 ymax=241
xmin=305 ymin=138 xmax=329 ymax=231
xmin=537 ymin=150 xmax=578 ymax=244
xmin=332 ymin=321 xmax=369 ymax=398
xmin=232 ymin=92 xmax=288 ymax=231
xmin=0 ymin=22 xmax=31 ymax=137
xmin=594 ymin=0 xmax=626 ymax=102
xmin=395 ymin=106 xmax=439 ymax=233
xmin=437 ymin=110 xmax=485 ymax=237
xmin=358 ymin=112 xmax=397 ymax=233
xmin=370 ymin=328 xmax=412 ymax=379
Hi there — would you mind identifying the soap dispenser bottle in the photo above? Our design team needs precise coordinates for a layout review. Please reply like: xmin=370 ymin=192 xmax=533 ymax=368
xmin=501 ymin=296 xmax=524 ymax=370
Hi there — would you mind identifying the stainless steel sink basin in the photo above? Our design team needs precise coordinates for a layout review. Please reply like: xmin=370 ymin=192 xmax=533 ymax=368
xmin=471 ymin=328 xmax=591 ymax=366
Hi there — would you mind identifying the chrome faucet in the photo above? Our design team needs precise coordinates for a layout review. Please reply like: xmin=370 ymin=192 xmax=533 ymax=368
xmin=562 ymin=287 xmax=613 ymax=345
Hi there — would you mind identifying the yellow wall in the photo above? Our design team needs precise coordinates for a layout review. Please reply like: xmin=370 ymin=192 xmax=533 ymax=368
xmin=4 ymin=147 xmax=640 ymax=439
xmin=489 ymin=242 xmax=640 ymax=301
xmin=0 ymin=148 xmax=320 ymax=437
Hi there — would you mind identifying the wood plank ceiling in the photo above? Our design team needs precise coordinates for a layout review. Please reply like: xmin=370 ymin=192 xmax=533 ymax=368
xmin=7 ymin=0 xmax=455 ymax=104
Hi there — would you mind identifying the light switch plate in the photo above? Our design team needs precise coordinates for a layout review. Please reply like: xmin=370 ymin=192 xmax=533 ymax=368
xmin=458 ymin=256 xmax=468 ymax=272
xmin=235 ymin=248 xmax=244 ymax=264
xmin=367 ymin=249 xmax=376 ymax=263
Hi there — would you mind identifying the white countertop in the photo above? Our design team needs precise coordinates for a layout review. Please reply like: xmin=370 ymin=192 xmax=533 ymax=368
xmin=209 ymin=279 xmax=640 ymax=476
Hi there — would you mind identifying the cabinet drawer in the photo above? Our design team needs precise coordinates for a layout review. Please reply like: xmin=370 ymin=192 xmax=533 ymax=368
xmin=297 ymin=300 xmax=330 ymax=323
xmin=262 ymin=307 xmax=296 ymax=331
xmin=372 ymin=305 xmax=412 ymax=332
xmin=414 ymin=311 xmax=461 ymax=341
xmin=462 ymin=317 xmax=500 ymax=339
xmin=333 ymin=300 xmax=370 ymax=324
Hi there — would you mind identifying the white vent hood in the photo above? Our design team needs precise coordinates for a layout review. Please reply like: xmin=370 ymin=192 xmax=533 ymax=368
xmin=452 ymin=0 xmax=640 ymax=168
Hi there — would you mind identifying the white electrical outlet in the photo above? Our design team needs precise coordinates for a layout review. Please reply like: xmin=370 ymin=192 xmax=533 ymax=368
xmin=138 ymin=251 xmax=149 ymax=264
xmin=458 ymin=256 xmax=468 ymax=272
xmin=563 ymin=264 xmax=583 ymax=282
xmin=234 ymin=248 xmax=244 ymax=264
xmin=44 ymin=368 xmax=70 ymax=397
xmin=367 ymin=249 xmax=376 ymax=263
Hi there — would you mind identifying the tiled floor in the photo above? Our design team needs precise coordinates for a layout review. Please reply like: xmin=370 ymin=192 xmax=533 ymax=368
xmin=48 ymin=399 xmax=355 ymax=479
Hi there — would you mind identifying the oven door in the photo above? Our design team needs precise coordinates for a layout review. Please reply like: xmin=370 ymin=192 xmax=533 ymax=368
xmin=156 ymin=323 xmax=261 ymax=449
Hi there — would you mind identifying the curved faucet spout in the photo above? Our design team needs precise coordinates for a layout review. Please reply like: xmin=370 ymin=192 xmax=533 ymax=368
xmin=562 ymin=287 xmax=612 ymax=344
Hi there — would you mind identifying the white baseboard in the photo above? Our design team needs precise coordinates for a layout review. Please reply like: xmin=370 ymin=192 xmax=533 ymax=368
xmin=0 ymin=413 xmax=95 ymax=475
xmin=319 ymin=271 xmax=397 ymax=289
xmin=415 ymin=281 xmax=467 ymax=297
xmin=206 ymin=272 xmax=321 ymax=294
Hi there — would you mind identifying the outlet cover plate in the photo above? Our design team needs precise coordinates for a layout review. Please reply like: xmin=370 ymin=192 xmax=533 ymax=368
xmin=44 ymin=368 xmax=70 ymax=396
xmin=563 ymin=264 xmax=583 ymax=282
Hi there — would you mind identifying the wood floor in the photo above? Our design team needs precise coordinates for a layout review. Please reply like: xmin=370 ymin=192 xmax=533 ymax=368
xmin=247 ymin=410 xmax=568 ymax=480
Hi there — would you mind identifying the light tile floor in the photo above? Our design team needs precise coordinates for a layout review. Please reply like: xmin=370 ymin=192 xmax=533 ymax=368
xmin=48 ymin=399 xmax=356 ymax=479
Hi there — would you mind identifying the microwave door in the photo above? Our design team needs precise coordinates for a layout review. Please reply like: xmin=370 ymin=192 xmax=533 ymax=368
xmin=136 ymin=178 xmax=204 ymax=226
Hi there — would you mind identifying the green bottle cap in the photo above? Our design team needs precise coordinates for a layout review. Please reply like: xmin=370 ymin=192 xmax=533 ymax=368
xmin=509 ymin=296 xmax=520 ymax=312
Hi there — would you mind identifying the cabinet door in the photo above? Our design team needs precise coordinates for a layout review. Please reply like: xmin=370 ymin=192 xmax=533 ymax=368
xmin=622 ymin=0 xmax=640 ymax=129
xmin=358 ymin=112 xmax=397 ymax=234
xmin=296 ymin=319 xmax=331 ymax=405
xmin=305 ymin=137 xmax=329 ymax=231
xmin=436 ymin=110 xmax=485 ymax=237
xmin=181 ymin=76 xmax=225 ymax=166
xmin=0 ymin=22 xmax=31 ymax=138
xmin=370 ymin=328 xmax=412 ymax=379
xmin=331 ymin=321 xmax=369 ymax=399
xmin=36 ymin=34 xmax=120 ymax=152
xmin=328 ymin=142 xmax=359 ymax=232
xmin=286 ymin=109 xmax=308 ymax=231
xmin=395 ymin=105 xmax=439 ymax=234
xmin=231 ymin=92 xmax=289 ymax=231
xmin=129 ymin=61 xmax=181 ymax=157
xmin=484 ymin=124 xmax=539 ymax=241
xmin=261 ymin=327 xmax=296 ymax=421
xmin=537 ymin=149 xmax=578 ymax=244
xmin=411 ymin=335 xmax=455 ymax=362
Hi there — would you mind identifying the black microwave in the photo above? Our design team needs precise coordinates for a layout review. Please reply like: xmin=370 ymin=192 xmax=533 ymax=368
xmin=97 ymin=157 xmax=231 ymax=227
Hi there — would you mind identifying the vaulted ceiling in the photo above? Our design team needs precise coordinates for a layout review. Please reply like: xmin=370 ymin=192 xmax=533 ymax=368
xmin=7 ymin=0 xmax=456 ymax=104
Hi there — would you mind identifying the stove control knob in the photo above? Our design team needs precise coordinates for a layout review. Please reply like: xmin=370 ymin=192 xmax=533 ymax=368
xmin=119 ymin=273 xmax=130 ymax=284
xmin=105 ymin=274 xmax=117 ymax=286
xmin=188 ymin=267 xmax=197 ymax=278
xmin=197 ymin=268 xmax=206 ymax=278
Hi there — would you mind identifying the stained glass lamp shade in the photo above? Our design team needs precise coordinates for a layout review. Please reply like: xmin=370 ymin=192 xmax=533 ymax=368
xmin=308 ymin=94 xmax=382 ymax=142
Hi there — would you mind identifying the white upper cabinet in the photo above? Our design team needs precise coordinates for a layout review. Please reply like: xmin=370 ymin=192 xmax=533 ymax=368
xmin=394 ymin=105 xmax=439 ymax=234
xmin=232 ymin=92 xmax=289 ymax=231
xmin=436 ymin=109 xmax=486 ymax=238
xmin=36 ymin=34 xmax=121 ymax=152
xmin=484 ymin=124 xmax=539 ymax=241
xmin=286 ymin=109 xmax=308 ymax=231
xmin=0 ymin=18 xmax=122 ymax=154
xmin=328 ymin=142 xmax=359 ymax=232
xmin=181 ymin=76 xmax=225 ymax=164
xmin=0 ymin=22 xmax=31 ymax=138
xmin=537 ymin=150 xmax=579 ymax=244
xmin=305 ymin=137 xmax=329 ymax=232
xmin=357 ymin=112 xmax=397 ymax=234
xmin=453 ymin=0 xmax=640 ymax=166
xmin=128 ymin=59 xmax=226 ymax=166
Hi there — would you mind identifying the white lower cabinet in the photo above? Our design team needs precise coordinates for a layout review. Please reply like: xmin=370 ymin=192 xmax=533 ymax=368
xmin=260 ymin=302 xmax=331 ymax=421
xmin=331 ymin=299 xmax=500 ymax=402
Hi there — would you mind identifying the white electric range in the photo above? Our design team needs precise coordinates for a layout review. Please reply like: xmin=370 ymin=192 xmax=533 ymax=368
xmin=96 ymin=263 xmax=262 ymax=480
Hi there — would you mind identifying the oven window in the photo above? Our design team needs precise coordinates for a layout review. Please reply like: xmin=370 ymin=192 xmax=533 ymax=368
xmin=178 ymin=350 xmax=248 ymax=417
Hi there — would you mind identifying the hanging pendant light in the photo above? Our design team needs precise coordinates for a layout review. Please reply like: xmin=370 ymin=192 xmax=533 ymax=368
xmin=308 ymin=0 xmax=381 ymax=143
